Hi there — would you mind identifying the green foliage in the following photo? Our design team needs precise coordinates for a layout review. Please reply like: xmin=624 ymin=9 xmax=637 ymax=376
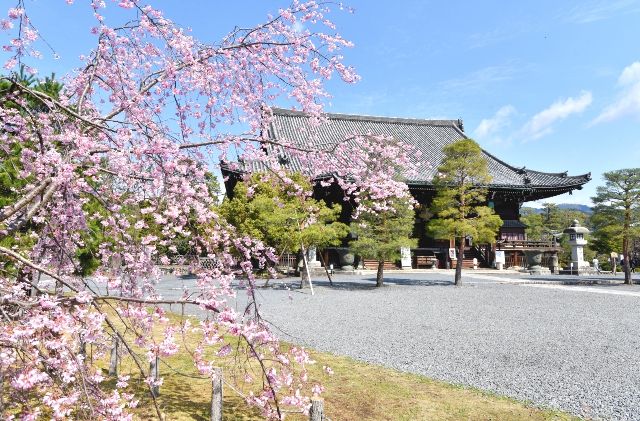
xmin=0 ymin=66 xmax=63 ymax=110
xmin=591 ymin=168 xmax=640 ymax=282
xmin=204 ymin=171 xmax=221 ymax=203
xmin=0 ymin=69 xmax=64 ymax=275
xmin=1 ymin=69 xmax=64 ymax=211
xmin=520 ymin=208 xmax=545 ymax=240
xmin=427 ymin=139 xmax=502 ymax=244
xmin=522 ymin=203 xmax=568 ymax=240
xmin=349 ymin=196 xmax=417 ymax=263
xmin=589 ymin=204 xmax=627 ymax=254
xmin=521 ymin=204 xmax=594 ymax=266
xmin=219 ymin=173 xmax=348 ymax=254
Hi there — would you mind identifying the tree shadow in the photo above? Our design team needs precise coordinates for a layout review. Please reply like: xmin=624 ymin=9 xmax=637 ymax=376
xmin=133 ymin=374 xmax=261 ymax=420
xmin=301 ymin=277 xmax=455 ymax=290
xmin=528 ymin=276 xmax=630 ymax=286
xmin=370 ymin=277 xmax=454 ymax=287
xmin=559 ymin=280 xmax=636 ymax=287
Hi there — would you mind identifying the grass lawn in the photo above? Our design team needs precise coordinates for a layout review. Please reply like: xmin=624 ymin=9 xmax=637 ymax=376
xmin=104 ymin=312 xmax=579 ymax=420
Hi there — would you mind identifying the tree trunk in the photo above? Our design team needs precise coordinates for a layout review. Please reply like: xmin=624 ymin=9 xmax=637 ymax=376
xmin=624 ymin=253 xmax=632 ymax=285
xmin=300 ymin=247 xmax=310 ymax=288
xmin=376 ymin=260 xmax=384 ymax=287
xmin=300 ymin=259 xmax=310 ymax=288
xmin=455 ymin=236 xmax=464 ymax=286
xmin=624 ymin=207 xmax=632 ymax=285
xmin=318 ymin=250 xmax=333 ymax=286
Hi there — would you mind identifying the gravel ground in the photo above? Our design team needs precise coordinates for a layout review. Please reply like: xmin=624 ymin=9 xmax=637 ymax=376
xmin=158 ymin=272 xmax=640 ymax=420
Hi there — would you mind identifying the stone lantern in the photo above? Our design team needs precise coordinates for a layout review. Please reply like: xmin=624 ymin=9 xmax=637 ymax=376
xmin=563 ymin=219 xmax=590 ymax=273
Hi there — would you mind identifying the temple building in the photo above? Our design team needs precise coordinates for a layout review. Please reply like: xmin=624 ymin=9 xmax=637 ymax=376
xmin=222 ymin=108 xmax=591 ymax=270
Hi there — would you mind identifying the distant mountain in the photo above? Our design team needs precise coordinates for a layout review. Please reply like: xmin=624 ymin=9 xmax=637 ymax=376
xmin=522 ymin=203 xmax=592 ymax=214
xmin=556 ymin=203 xmax=593 ymax=214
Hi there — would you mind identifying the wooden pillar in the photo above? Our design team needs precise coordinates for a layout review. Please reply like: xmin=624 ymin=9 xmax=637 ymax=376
xmin=309 ymin=398 xmax=324 ymax=421
xmin=0 ymin=371 xmax=4 ymax=414
xmin=150 ymin=355 xmax=159 ymax=398
xmin=210 ymin=367 xmax=223 ymax=421
xmin=108 ymin=337 xmax=119 ymax=376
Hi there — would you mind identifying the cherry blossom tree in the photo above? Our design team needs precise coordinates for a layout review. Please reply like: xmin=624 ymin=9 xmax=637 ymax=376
xmin=0 ymin=1 xmax=414 ymax=419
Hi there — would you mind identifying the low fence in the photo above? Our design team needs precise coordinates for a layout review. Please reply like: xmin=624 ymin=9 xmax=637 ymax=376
xmin=157 ymin=254 xmax=300 ymax=275
xmin=108 ymin=337 xmax=327 ymax=420
xmin=497 ymin=240 xmax=559 ymax=249
xmin=276 ymin=253 xmax=298 ymax=274
xmin=504 ymin=251 xmax=558 ymax=269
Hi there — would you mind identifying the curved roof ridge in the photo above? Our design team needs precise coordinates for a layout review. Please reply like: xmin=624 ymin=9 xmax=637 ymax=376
xmin=479 ymin=148 xmax=590 ymax=181
xmin=479 ymin=147 xmax=526 ymax=173
xmin=270 ymin=107 xmax=460 ymax=128
xmin=524 ymin=168 xmax=591 ymax=179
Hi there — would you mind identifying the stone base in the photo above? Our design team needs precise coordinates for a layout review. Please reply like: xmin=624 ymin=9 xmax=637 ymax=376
xmin=559 ymin=267 xmax=597 ymax=276
xmin=521 ymin=266 xmax=552 ymax=275
xmin=294 ymin=266 xmax=331 ymax=277
xmin=309 ymin=267 xmax=328 ymax=276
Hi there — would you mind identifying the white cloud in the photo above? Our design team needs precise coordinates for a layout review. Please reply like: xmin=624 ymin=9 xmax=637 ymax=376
xmin=439 ymin=64 xmax=518 ymax=93
xmin=521 ymin=91 xmax=592 ymax=140
xmin=592 ymin=62 xmax=640 ymax=125
xmin=474 ymin=105 xmax=516 ymax=139
xmin=563 ymin=0 xmax=640 ymax=24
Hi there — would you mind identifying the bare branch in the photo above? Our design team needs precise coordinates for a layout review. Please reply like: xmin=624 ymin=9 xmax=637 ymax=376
xmin=1 ymin=78 xmax=115 ymax=133
xmin=3 ymin=181 xmax=58 ymax=236
xmin=0 ymin=246 xmax=78 ymax=293
xmin=93 ymin=296 xmax=213 ymax=309
xmin=0 ymin=177 xmax=52 ymax=222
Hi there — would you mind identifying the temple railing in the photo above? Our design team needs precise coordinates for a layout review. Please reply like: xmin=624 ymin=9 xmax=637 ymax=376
xmin=496 ymin=240 xmax=562 ymax=251
xmin=472 ymin=244 xmax=492 ymax=267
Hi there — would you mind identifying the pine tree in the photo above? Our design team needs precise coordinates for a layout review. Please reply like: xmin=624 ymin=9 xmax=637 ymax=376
xmin=220 ymin=172 xmax=348 ymax=286
xmin=349 ymin=196 xmax=417 ymax=287
xmin=427 ymin=139 xmax=502 ymax=285
xmin=592 ymin=168 xmax=640 ymax=285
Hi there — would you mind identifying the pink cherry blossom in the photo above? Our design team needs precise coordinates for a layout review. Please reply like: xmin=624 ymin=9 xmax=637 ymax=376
xmin=0 ymin=1 xmax=416 ymax=419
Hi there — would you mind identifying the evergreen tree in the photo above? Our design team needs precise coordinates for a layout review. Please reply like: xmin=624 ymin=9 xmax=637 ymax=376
xmin=520 ymin=208 xmax=545 ymax=240
xmin=590 ymin=204 xmax=626 ymax=254
xmin=592 ymin=168 xmax=640 ymax=284
xmin=349 ymin=196 xmax=417 ymax=287
xmin=219 ymin=172 xmax=348 ymax=286
xmin=427 ymin=139 xmax=502 ymax=285
xmin=521 ymin=205 xmax=594 ymax=266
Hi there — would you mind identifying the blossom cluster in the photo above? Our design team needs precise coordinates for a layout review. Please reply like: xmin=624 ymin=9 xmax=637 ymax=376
xmin=0 ymin=1 xmax=412 ymax=419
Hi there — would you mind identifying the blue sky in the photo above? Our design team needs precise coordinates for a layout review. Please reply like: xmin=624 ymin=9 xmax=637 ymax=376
xmin=5 ymin=0 xmax=640 ymax=206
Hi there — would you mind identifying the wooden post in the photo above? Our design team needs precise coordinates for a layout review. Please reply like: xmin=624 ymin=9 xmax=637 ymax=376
xmin=300 ymin=243 xmax=314 ymax=295
xmin=210 ymin=367 xmax=223 ymax=421
xmin=0 ymin=371 xmax=4 ymax=414
xmin=309 ymin=398 xmax=324 ymax=421
xmin=79 ymin=339 xmax=86 ymax=359
xmin=318 ymin=249 xmax=333 ymax=286
xmin=150 ymin=355 xmax=159 ymax=398
xmin=108 ymin=337 xmax=119 ymax=376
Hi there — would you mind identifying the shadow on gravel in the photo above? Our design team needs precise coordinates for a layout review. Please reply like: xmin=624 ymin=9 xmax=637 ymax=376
xmin=372 ymin=277 xmax=454 ymax=287
xmin=322 ymin=281 xmax=379 ymax=290
xmin=309 ymin=278 xmax=455 ymax=290
xmin=528 ymin=277 xmax=632 ymax=286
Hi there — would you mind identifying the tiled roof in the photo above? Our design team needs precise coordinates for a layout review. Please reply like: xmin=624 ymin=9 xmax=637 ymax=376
xmin=501 ymin=219 xmax=529 ymax=229
xmin=261 ymin=108 xmax=591 ymax=192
